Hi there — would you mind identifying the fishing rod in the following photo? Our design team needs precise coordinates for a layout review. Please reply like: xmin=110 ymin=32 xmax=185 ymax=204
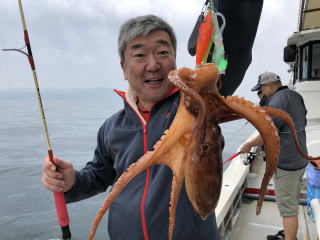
xmin=223 ymin=151 xmax=240 ymax=164
xmin=2 ymin=1 xmax=71 ymax=239
xmin=223 ymin=151 xmax=257 ymax=166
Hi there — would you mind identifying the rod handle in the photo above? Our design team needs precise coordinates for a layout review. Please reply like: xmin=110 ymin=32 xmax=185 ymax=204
xmin=48 ymin=150 xmax=72 ymax=239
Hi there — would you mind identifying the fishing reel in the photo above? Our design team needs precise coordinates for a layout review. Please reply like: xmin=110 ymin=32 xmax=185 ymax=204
xmin=242 ymin=152 xmax=257 ymax=165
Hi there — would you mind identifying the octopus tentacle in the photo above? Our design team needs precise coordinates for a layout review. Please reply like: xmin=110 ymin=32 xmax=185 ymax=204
xmin=262 ymin=106 xmax=320 ymax=161
xmin=88 ymin=151 xmax=156 ymax=240
xmin=168 ymin=175 xmax=183 ymax=240
xmin=218 ymin=95 xmax=320 ymax=214
xmin=168 ymin=70 xmax=206 ymax=131
xmin=223 ymin=96 xmax=280 ymax=215
xmin=91 ymin=63 xmax=314 ymax=239
xmin=168 ymin=70 xmax=207 ymax=156
xmin=89 ymin=95 xmax=196 ymax=240
xmin=202 ymin=92 xmax=242 ymax=123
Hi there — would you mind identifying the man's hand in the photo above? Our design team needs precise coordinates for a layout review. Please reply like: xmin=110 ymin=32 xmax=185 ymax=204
xmin=240 ymin=142 xmax=253 ymax=153
xmin=42 ymin=156 xmax=75 ymax=192
xmin=240 ymin=134 xmax=264 ymax=154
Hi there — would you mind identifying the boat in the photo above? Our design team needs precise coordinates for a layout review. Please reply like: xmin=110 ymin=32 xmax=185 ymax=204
xmin=215 ymin=0 xmax=320 ymax=239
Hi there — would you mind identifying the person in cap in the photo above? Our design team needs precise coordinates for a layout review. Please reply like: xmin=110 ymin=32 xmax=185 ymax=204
xmin=241 ymin=71 xmax=308 ymax=240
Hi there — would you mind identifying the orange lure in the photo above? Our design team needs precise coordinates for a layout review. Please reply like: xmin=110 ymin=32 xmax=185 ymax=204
xmin=196 ymin=10 xmax=213 ymax=65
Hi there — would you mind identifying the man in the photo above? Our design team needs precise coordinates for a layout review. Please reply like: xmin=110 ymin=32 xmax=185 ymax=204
xmin=42 ymin=15 xmax=218 ymax=240
xmin=241 ymin=71 xmax=308 ymax=240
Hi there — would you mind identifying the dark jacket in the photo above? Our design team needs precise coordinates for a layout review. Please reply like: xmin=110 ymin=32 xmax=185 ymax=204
xmin=266 ymin=86 xmax=308 ymax=170
xmin=65 ymin=89 xmax=218 ymax=240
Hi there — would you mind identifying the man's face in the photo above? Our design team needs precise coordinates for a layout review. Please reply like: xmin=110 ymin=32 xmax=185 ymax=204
xmin=121 ymin=30 xmax=176 ymax=106
xmin=260 ymin=83 xmax=272 ymax=97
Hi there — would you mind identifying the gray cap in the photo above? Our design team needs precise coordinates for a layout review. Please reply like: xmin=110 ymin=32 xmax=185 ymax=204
xmin=251 ymin=71 xmax=281 ymax=91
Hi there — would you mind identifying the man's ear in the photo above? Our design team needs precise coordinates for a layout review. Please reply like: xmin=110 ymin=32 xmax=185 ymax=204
xmin=121 ymin=61 xmax=128 ymax=80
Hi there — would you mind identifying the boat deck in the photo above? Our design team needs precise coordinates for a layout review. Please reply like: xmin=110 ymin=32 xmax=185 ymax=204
xmin=230 ymin=199 xmax=307 ymax=240
xmin=217 ymin=122 xmax=320 ymax=240
xmin=235 ymin=153 xmax=308 ymax=240
xmin=219 ymin=149 xmax=310 ymax=239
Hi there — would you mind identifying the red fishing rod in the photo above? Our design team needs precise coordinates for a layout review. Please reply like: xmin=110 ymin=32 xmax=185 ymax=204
xmin=223 ymin=151 xmax=240 ymax=164
xmin=3 ymin=0 xmax=71 ymax=239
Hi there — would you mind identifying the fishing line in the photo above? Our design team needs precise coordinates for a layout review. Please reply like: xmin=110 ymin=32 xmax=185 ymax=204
xmin=221 ymin=120 xmax=251 ymax=165
xmin=227 ymin=120 xmax=250 ymax=141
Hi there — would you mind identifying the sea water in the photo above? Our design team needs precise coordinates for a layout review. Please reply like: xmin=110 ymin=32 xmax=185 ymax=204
xmin=0 ymin=89 xmax=254 ymax=240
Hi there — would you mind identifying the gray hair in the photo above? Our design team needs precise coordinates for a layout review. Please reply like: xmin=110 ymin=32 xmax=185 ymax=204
xmin=118 ymin=15 xmax=177 ymax=62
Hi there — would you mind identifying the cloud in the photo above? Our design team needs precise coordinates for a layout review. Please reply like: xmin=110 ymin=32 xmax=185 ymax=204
xmin=0 ymin=0 xmax=301 ymax=100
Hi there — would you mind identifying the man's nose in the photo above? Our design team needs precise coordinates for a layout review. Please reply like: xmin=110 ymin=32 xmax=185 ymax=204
xmin=146 ymin=55 xmax=160 ymax=72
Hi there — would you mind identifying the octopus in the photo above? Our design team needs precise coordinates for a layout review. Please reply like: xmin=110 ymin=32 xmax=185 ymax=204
xmin=88 ymin=63 xmax=320 ymax=240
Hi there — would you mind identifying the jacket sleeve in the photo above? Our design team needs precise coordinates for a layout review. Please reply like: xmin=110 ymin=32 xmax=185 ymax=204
xmin=65 ymin=121 xmax=116 ymax=203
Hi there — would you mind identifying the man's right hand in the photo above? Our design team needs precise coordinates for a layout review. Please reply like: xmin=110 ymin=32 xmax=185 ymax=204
xmin=41 ymin=155 xmax=76 ymax=193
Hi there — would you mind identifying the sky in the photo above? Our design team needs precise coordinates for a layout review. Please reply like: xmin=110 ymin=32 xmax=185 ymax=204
xmin=0 ymin=0 xmax=300 ymax=101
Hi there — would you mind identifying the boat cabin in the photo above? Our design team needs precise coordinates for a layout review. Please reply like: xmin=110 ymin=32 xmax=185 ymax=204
xmin=284 ymin=0 xmax=320 ymax=120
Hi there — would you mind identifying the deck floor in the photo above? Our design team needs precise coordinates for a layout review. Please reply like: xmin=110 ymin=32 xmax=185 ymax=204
xmin=229 ymin=199 xmax=307 ymax=240
xmin=227 ymin=153 xmax=308 ymax=240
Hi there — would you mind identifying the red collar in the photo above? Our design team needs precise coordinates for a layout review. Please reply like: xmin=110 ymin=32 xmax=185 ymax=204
xmin=114 ymin=87 xmax=179 ymax=102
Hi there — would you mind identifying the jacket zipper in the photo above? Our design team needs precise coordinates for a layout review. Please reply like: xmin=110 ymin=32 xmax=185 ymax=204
xmin=141 ymin=125 xmax=150 ymax=240
xmin=113 ymin=89 xmax=179 ymax=239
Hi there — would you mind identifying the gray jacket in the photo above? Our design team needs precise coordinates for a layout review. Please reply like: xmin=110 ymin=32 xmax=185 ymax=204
xmin=266 ymin=86 xmax=308 ymax=170
xmin=65 ymin=90 xmax=218 ymax=240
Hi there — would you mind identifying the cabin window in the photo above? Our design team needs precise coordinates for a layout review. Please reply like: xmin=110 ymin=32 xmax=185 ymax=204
xmin=298 ymin=41 xmax=320 ymax=82
xmin=294 ymin=50 xmax=300 ymax=84
xmin=311 ymin=43 xmax=320 ymax=79
xmin=301 ymin=45 xmax=309 ymax=80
